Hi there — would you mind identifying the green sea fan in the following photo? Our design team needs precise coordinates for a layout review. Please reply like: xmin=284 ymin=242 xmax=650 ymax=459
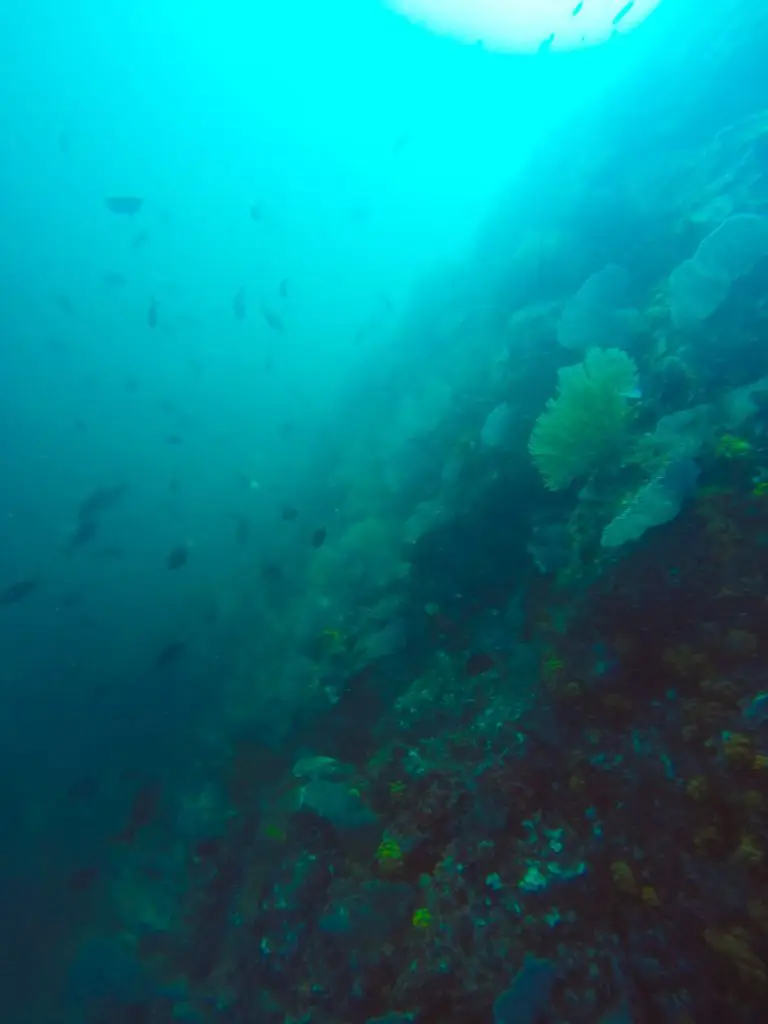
xmin=529 ymin=347 xmax=638 ymax=491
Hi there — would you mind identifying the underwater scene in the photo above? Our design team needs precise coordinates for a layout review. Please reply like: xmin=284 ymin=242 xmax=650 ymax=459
xmin=3 ymin=0 xmax=768 ymax=1021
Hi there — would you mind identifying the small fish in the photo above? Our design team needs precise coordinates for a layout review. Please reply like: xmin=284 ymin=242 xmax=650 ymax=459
xmin=166 ymin=544 xmax=189 ymax=570
xmin=154 ymin=640 xmax=186 ymax=671
xmin=102 ymin=271 xmax=126 ymax=288
xmin=131 ymin=229 xmax=149 ymax=249
xmin=193 ymin=837 xmax=222 ymax=860
xmin=392 ymin=131 xmax=411 ymax=155
xmin=250 ymin=203 xmax=263 ymax=223
xmin=115 ymin=781 xmax=161 ymax=843
xmin=234 ymin=471 xmax=260 ymax=491
xmin=105 ymin=196 xmax=144 ymax=216
xmin=261 ymin=562 xmax=284 ymax=584
xmin=539 ymin=33 xmax=556 ymax=53
xmin=233 ymin=287 xmax=246 ymax=321
xmin=279 ymin=278 xmax=289 ymax=298
xmin=348 ymin=204 xmax=370 ymax=224
xmin=78 ymin=484 xmax=126 ymax=521
xmin=311 ymin=527 xmax=327 ymax=548
xmin=67 ymin=866 xmax=99 ymax=893
xmin=67 ymin=775 xmax=99 ymax=803
xmin=612 ymin=0 xmax=634 ymax=25
xmin=281 ymin=504 xmax=299 ymax=522
xmin=67 ymin=518 xmax=98 ymax=552
xmin=465 ymin=652 xmax=495 ymax=677
xmin=98 ymin=544 xmax=124 ymax=559
xmin=572 ymin=1 xmax=583 ymax=14
xmin=260 ymin=304 xmax=284 ymax=333
xmin=147 ymin=297 xmax=158 ymax=329
xmin=166 ymin=434 xmax=183 ymax=445
xmin=234 ymin=515 xmax=251 ymax=546
xmin=140 ymin=866 xmax=164 ymax=883
xmin=54 ymin=295 xmax=76 ymax=317
xmin=0 ymin=579 xmax=40 ymax=606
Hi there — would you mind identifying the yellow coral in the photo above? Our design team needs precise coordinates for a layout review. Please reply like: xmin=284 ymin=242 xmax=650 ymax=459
xmin=610 ymin=860 xmax=637 ymax=895
xmin=732 ymin=834 xmax=763 ymax=866
xmin=723 ymin=732 xmax=753 ymax=766
xmin=412 ymin=908 xmax=433 ymax=929
xmin=376 ymin=837 xmax=403 ymax=873
xmin=529 ymin=347 xmax=638 ymax=490
xmin=686 ymin=776 xmax=708 ymax=801
xmin=641 ymin=886 xmax=662 ymax=908
xmin=715 ymin=434 xmax=751 ymax=459
xmin=705 ymin=927 xmax=766 ymax=987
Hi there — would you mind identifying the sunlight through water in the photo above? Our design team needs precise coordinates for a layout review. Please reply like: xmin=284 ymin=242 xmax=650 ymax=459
xmin=388 ymin=0 xmax=665 ymax=52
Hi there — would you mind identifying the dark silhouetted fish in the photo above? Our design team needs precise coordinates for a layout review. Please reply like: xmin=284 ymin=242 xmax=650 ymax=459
xmin=88 ymin=682 xmax=110 ymax=702
xmin=78 ymin=485 xmax=126 ymax=522
xmin=147 ymin=297 xmax=158 ymax=329
xmin=260 ymin=304 xmax=283 ymax=333
xmin=67 ymin=866 xmax=99 ymax=893
xmin=97 ymin=544 xmax=124 ymax=559
xmin=234 ymin=515 xmax=251 ymax=546
xmin=103 ymin=271 xmax=126 ymax=288
xmin=166 ymin=434 xmax=183 ymax=445
xmin=105 ymin=196 xmax=144 ymax=216
xmin=131 ymin=229 xmax=149 ymax=249
xmin=67 ymin=775 xmax=100 ymax=803
xmin=115 ymin=781 xmax=162 ymax=843
xmin=250 ymin=203 xmax=263 ymax=222
xmin=572 ymin=2 xmax=583 ymax=14
xmin=54 ymin=295 xmax=76 ymax=317
xmin=392 ymin=131 xmax=411 ymax=155
xmin=311 ymin=527 xmax=327 ymax=548
xmin=154 ymin=641 xmax=186 ymax=671
xmin=166 ymin=545 xmax=189 ymax=570
xmin=67 ymin=518 xmax=99 ymax=552
xmin=261 ymin=562 xmax=284 ymax=584
xmin=348 ymin=204 xmax=370 ymax=224
xmin=193 ymin=837 xmax=222 ymax=860
xmin=281 ymin=504 xmax=299 ymax=522
xmin=279 ymin=278 xmax=289 ymax=298
xmin=233 ymin=288 xmax=246 ymax=321
xmin=465 ymin=652 xmax=494 ymax=677
xmin=613 ymin=0 xmax=634 ymax=25
xmin=0 ymin=579 xmax=40 ymax=606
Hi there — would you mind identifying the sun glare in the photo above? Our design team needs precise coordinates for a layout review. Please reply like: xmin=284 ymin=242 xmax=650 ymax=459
xmin=388 ymin=0 xmax=664 ymax=53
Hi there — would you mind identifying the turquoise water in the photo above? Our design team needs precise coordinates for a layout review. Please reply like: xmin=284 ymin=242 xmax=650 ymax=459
xmin=2 ymin=1 xmax=768 ymax=1021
